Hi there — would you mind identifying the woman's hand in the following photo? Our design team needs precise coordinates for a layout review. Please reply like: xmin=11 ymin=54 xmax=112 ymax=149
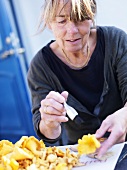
xmin=95 ymin=106 xmax=127 ymax=158
xmin=39 ymin=91 xmax=68 ymax=139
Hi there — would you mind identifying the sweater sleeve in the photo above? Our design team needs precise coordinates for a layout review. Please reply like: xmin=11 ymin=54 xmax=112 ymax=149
xmin=112 ymin=28 xmax=127 ymax=104
xmin=27 ymin=50 xmax=63 ymax=144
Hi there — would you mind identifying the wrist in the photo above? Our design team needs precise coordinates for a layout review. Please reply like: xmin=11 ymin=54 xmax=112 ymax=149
xmin=39 ymin=120 xmax=61 ymax=139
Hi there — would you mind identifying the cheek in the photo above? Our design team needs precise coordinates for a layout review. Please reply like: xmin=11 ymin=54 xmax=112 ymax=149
xmin=82 ymin=20 xmax=92 ymax=33
xmin=55 ymin=32 xmax=61 ymax=38
xmin=51 ymin=24 xmax=65 ymax=39
xmin=81 ymin=24 xmax=91 ymax=36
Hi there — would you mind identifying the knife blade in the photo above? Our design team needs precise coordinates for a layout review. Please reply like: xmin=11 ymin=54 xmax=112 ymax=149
xmin=64 ymin=102 xmax=84 ymax=125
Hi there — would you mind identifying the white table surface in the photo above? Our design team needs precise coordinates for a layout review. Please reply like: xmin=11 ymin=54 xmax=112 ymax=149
xmin=58 ymin=143 xmax=125 ymax=170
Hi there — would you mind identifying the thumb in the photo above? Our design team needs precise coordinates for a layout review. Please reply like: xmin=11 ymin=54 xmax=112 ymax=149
xmin=95 ymin=123 xmax=109 ymax=139
xmin=61 ymin=91 xmax=68 ymax=101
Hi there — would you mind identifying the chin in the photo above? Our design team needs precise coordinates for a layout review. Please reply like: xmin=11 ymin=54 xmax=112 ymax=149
xmin=66 ymin=48 xmax=82 ymax=53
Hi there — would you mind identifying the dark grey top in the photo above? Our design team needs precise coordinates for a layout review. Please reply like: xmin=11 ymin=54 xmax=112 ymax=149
xmin=27 ymin=26 xmax=127 ymax=145
xmin=42 ymin=27 xmax=105 ymax=113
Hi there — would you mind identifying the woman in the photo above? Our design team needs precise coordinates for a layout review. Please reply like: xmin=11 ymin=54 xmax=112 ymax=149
xmin=27 ymin=0 xmax=127 ymax=159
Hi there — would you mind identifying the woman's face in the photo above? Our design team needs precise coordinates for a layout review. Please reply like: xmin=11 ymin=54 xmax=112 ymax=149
xmin=49 ymin=0 xmax=93 ymax=53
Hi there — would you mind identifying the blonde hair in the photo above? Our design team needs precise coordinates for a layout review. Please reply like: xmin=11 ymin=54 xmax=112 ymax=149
xmin=38 ymin=0 xmax=96 ymax=32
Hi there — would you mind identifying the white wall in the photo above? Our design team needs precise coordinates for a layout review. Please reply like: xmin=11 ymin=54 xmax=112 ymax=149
xmin=13 ymin=0 xmax=127 ymax=64
xmin=96 ymin=0 xmax=127 ymax=32
xmin=13 ymin=0 xmax=54 ymax=64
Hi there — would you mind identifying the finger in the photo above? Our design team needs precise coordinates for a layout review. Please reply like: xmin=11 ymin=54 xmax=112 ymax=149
xmin=61 ymin=91 xmax=69 ymax=101
xmin=40 ymin=106 xmax=68 ymax=122
xmin=97 ymin=138 xmax=114 ymax=158
xmin=46 ymin=91 xmax=66 ymax=103
xmin=44 ymin=105 xmax=66 ymax=116
xmin=95 ymin=118 xmax=112 ymax=138
xmin=97 ymin=129 xmax=122 ymax=158
xmin=41 ymin=112 xmax=68 ymax=123
xmin=41 ymin=98 xmax=65 ymax=113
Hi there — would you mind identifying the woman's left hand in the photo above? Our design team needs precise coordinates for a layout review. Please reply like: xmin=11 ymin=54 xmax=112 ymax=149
xmin=95 ymin=106 xmax=127 ymax=158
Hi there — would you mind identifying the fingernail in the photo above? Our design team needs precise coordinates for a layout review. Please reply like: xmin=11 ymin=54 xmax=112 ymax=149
xmin=95 ymin=133 xmax=102 ymax=139
xmin=64 ymin=117 xmax=68 ymax=121
xmin=62 ymin=111 xmax=66 ymax=115
xmin=96 ymin=154 xmax=102 ymax=160
xmin=95 ymin=133 xmax=99 ymax=138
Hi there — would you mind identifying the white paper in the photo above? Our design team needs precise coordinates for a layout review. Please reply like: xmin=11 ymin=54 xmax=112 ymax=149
xmin=59 ymin=143 xmax=125 ymax=170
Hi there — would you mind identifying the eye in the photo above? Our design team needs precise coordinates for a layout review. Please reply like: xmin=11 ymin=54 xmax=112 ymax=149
xmin=57 ymin=19 xmax=67 ymax=24
xmin=55 ymin=16 xmax=67 ymax=25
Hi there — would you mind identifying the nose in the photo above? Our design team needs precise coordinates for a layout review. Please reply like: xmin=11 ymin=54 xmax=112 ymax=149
xmin=66 ymin=21 xmax=78 ymax=34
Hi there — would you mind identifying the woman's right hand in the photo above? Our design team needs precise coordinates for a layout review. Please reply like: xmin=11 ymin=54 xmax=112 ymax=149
xmin=39 ymin=91 xmax=68 ymax=139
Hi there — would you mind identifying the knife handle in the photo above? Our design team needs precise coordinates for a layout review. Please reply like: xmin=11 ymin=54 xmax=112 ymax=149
xmin=73 ymin=116 xmax=84 ymax=125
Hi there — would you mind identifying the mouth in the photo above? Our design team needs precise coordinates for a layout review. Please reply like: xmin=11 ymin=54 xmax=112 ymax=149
xmin=66 ymin=38 xmax=81 ymax=42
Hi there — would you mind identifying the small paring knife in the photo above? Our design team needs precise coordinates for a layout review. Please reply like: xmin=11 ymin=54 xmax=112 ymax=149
xmin=64 ymin=102 xmax=84 ymax=125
